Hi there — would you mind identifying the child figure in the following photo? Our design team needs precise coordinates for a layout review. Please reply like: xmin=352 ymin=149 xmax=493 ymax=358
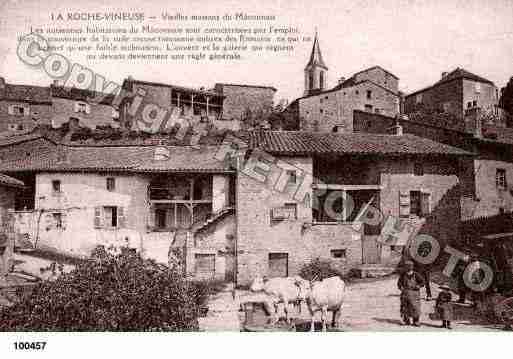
xmin=435 ymin=285 xmax=454 ymax=329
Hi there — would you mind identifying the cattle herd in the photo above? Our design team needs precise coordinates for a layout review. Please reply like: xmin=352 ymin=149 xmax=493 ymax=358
xmin=249 ymin=276 xmax=347 ymax=331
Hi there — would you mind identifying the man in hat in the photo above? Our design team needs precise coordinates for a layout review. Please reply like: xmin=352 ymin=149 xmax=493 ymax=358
xmin=397 ymin=260 xmax=425 ymax=326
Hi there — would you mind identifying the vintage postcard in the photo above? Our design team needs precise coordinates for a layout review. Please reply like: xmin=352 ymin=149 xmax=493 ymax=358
xmin=0 ymin=0 xmax=512 ymax=354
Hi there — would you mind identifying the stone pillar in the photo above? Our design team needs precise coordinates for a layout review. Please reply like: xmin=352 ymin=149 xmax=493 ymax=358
xmin=212 ymin=175 xmax=230 ymax=212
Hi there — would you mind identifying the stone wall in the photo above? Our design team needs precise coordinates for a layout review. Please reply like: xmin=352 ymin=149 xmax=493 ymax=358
xmin=235 ymin=155 xmax=364 ymax=285
xmin=299 ymin=81 xmax=399 ymax=132
xmin=0 ymin=101 xmax=51 ymax=133
xmin=51 ymin=97 xmax=115 ymax=129
xmin=214 ymin=84 xmax=276 ymax=121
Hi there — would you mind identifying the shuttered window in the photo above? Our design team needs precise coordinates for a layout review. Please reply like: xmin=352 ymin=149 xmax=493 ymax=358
xmin=93 ymin=206 xmax=126 ymax=228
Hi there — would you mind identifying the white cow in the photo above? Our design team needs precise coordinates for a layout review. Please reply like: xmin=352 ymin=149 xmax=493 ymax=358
xmin=305 ymin=276 xmax=346 ymax=331
xmin=250 ymin=276 xmax=310 ymax=324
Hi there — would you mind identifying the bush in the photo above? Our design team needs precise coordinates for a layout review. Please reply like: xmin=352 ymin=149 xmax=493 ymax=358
xmin=0 ymin=247 xmax=204 ymax=331
xmin=299 ymin=258 xmax=345 ymax=282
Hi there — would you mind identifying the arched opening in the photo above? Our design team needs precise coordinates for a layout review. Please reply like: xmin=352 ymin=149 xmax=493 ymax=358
xmin=320 ymin=71 xmax=325 ymax=89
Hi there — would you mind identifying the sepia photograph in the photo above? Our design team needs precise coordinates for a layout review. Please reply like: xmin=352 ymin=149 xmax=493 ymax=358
xmin=0 ymin=0 xmax=512 ymax=356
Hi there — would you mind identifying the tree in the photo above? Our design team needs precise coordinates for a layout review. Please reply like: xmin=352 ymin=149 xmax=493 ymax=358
xmin=500 ymin=77 xmax=513 ymax=116
xmin=0 ymin=247 xmax=206 ymax=331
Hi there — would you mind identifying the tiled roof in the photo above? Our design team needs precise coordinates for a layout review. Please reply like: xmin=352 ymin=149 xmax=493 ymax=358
xmin=0 ymin=129 xmax=472 ymax=175
xmin=50 ymin=85 xmax=115 ymax=105
xmin=123 ymin=78 xmax=223 ymax=98
xmin=437 ymin=68 xmax=494 ymax=86
xmin=0 ymin=141 xmax=232 ymax=173
xmin=406 ymin=68 xmax=495 ymax=97
xmin=0 ymin=173 xmax=24 ymax=188
xmin=241 ymin=131 xmax=473 ymax=156
xmin=0 ymin=132 xmax=46 ymax=147
xmin=0 ymin=84 xmax=51 ymax=104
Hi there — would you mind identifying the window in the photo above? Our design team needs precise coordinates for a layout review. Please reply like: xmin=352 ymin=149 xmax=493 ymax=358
xmin=442 ymin=102 xmax=450 ymax=112
xmin=7 ymin=124 xmax=17 ymax=131
xmin=467 ymin=101 xmax=472 ymax=108
xmin=364 ymin=104 xmax=373 ymax=112
xmin=331 ymin=249 xmax=346 ymax=259
xmin=94 ymin=206 xmax=125 ymax=229
xmin=9 ymin=105 xmax=28 ymax=116
xmin=309 ymin=73 xmax=314 ymax=90
xmin=268 ymin=253 xmax=288 ymax=278
xmin=475 ymin=83 xmax=481 ymax=93
xmin=103 ymin=206 xmax=118 ymax=227
xmin=413 ymin=162 xmax=424 ymax=176
xmin=286 ymin=170 xmax=297 ymax=184
xmin=106 ymin=177 xmax=116 ymax=191
xmin=53 ymin=213 xmax=63 ymax=229
xmin=284 ymin=203 xmax=297 ymax=219
xmin=325 ymin=96 xmax=329 ymax=100
xmin=320 ymin=109 xmax=323 ymax=114
xmin=415 ymin=93 xmax=423 ymax=104
xmin=355 ymin=90 xmax=359 ymax=95
xmin=496 ymin=168 xmax=507 ymax=190
xmin=410 ymin=191 xmax=430 ymax=217
xmin=155 ymin=208 xmax=167 ymax=229
xmin=319 ymin=71 xmax=325 ymax=89
xmin=52 ymin=180 xmax=61 ymax=193
xmin=74 ymin=101 xmax=90 ymax=114
xmin=473 ymin=100 xmax=477 ymax=107
xmin=375 ymin=108 xmax=381 ymax=114
xmin=366 ymin=90 xmax=372 ymax=99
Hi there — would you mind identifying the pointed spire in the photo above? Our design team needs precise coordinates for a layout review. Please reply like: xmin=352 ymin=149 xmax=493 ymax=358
xmin=305 ymin=30 xmax=328 ymax=70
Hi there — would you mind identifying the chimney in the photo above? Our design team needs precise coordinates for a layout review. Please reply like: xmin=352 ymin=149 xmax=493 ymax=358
xmin=441 ymin=72 xmax=448 ymax=79
xmin=338 ymin=77 xmax=346 ymax=85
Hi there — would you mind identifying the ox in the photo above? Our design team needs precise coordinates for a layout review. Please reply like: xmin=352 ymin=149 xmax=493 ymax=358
xmin=250 ymin=276 xmax=310 ymax=324
xmin=305 ymin=276 xmax=346 ymax=331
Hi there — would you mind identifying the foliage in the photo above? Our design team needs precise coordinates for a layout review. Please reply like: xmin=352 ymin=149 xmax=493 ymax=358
xmin=0 ymin=247 xmax=205 ymax=331
xmin=500 ymin=77 xmax=513 ymax=116
xmin=299 ymin=258 xmax=345 ymax=282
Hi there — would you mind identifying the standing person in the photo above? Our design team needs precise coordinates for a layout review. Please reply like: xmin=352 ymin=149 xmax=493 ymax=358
xmin=435 ymin=285 xmax=453 ymax=329
xmin=397 ymin=260 xmax=425 ymax=326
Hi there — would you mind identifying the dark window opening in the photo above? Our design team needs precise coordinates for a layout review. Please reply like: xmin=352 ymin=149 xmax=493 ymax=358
xmin=155 ymin=208 xmax=167 ymax=229
xmin=53 ymin=213 xmax=63 ymax=228
xmin=414 ymin=162 xmax=424 ymax=176
xmin=364 ymin=104 xmax=373 ymax=112
xmin=366 ymin=90 xmax=372 ymax=99
xmin=104 ymin=206 xmax=118 ymax=227
xmin=284 ymin=203 xmax=297 ymax=219
xmin=496 ymin=168 xmax=507 ymax=190
xmin=52 ymin=180 xmax=61 ymax=193
xmin=106 ymin=177 xmax=116 ymax=191
xmin=331 ymin=249 xmax=346 ymax=259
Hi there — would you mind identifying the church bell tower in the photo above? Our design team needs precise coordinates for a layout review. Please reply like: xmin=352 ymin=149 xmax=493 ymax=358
xmin=304 ymin=30 xmax=328 ymax=96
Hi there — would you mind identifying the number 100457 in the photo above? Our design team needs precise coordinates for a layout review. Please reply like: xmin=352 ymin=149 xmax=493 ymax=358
xmin=14 ymin=341 xmax=46 ymax=350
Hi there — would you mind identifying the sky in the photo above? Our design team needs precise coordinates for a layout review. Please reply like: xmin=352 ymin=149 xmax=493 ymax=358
xmin=1 ymin=0 xmax=513 ymax=102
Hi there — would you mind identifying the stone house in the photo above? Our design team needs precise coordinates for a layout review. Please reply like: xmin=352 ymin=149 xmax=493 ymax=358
xmin=0 ymin=128 xmax=470 ymax=284
xmin=404 ymin=68 xmax=501 ymax=122
xmin=0 ymin=77 xmax=52 ymax=134
xmin=354 ymin=110 xmax=513 ymax=220
xmin=233 ymin=131 xmax=469 ymax=284
xmin=284 ymin=33 xmax=400 ymax=133
xmin=49 ymin=83 xmax=117 ymax=129
xmin=118 ymin=78 xmax=277 ymax=133
xmin=213 ymin=83 xmax=276 ymax=123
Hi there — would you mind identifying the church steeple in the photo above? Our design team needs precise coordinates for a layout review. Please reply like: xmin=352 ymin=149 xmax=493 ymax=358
xmin=304 ymin=30 xmax=328 ymax=96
